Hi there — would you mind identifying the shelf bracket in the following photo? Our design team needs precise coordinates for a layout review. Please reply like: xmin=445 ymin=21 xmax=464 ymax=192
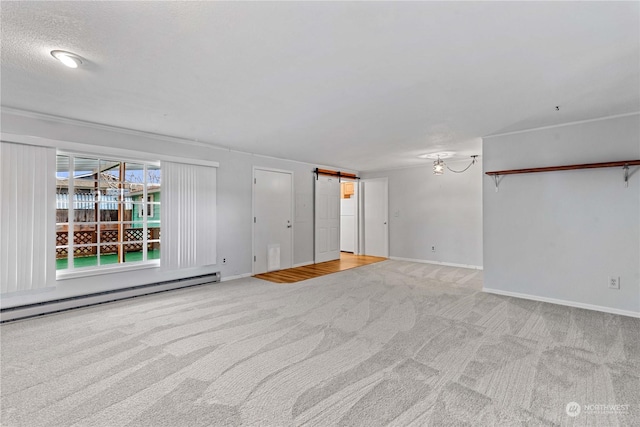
xmin=623 ymin=164 xmax=629 ymax=188
xmin=492 ymin=174 xmax=500 ymax=192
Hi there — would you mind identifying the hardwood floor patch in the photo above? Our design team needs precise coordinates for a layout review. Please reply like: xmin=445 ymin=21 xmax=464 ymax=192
xmin=254 ymin=253 xmax=386 ymax=283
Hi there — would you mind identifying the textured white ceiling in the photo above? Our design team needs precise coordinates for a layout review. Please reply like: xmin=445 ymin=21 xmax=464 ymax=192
xmin=1 ymin=1 xmax=638 ymax=171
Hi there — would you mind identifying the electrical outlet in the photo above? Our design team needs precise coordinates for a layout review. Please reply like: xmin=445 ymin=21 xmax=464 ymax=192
xmin=608 ymin=276 xmax=620 ymax=290
xmin=431 ymin=246 xmax=436 ymax=252
xmin=222 ymin=258 xmax=227 ymax=265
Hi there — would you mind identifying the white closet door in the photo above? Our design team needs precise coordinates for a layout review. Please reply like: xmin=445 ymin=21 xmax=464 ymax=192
xmin=315 ymin=175 xmax=340 ymax=263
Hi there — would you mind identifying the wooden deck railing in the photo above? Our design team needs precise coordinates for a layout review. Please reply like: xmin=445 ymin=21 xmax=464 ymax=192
xmin=56 ymin=227 xmax=160 ymax=259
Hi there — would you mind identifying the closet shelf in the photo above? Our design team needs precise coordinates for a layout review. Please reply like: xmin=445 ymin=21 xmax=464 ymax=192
xmin=485 ymin=160 xmax=640 ymax=176
xmin=485 ymin=160 xmax=640 ymax=191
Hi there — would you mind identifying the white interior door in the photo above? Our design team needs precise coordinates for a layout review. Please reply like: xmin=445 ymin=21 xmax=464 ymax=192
xmin=315 ymin=175 xmax=341 ymax=263
xmin=362 ymin=177 xmax=388 ymax=257
xmin=253 ymin=168 xmax=293 ymax=274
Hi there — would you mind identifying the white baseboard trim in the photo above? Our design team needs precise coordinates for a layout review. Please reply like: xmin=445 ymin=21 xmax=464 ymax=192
xmin=293 ymin=261 xmax=314 ymax=268
xmin=221 ymin=273 xmax=253 ymax=282
xmin=483 ymin=287 xmax=640 ymax=318
xmin=389 ymin=256 xmax=483 ymax=270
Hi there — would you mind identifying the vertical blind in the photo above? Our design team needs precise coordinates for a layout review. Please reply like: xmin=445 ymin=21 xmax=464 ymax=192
xmin=161 ymin=161 xmax=217 ymax=270
xmin=1 ymin=142 xmax=56 ymax=293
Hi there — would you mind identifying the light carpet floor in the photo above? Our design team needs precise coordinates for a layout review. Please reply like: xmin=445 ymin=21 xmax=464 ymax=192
xmin=1 ymin=260 xmax=638 ymax=426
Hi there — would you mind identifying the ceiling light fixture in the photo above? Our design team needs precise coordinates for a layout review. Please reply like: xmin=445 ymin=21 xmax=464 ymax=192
xmin=432 ymin=155 xmax=479 ymax=175
xmin=433 ymin=157 xmax=445 ymax=175
xmin=50 ymin=50 xmax=83 ymax=68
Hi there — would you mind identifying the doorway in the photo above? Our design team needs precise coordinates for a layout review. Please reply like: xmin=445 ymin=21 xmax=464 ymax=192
xmin=361 ymin=177 xmax=389 ymax=257
xmin=253 ymin=167 xmax=293 ymax=274
xmin=340 ymin=180 xmax=358 ymax=253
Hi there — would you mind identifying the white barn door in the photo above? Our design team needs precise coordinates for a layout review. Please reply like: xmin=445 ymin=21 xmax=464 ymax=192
xmin=315 ymin=175 xmax=341 ymax=263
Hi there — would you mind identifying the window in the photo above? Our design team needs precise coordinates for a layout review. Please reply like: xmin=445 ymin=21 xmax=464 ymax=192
xmin=138 ymin=194 xmax=154 ymax=218
xmin=56 ymin=154 xmax=161 ymax=271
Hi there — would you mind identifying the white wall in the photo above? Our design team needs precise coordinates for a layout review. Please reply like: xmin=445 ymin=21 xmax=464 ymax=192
xmin=483 ymin=114 xmax=640 ymax=316
xmin=361 ymin=159 xmax=483 ymax=268
xmin=0 ymin=109 xmax=354 ymax=308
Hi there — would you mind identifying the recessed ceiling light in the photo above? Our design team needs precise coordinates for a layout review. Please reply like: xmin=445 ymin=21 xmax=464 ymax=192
xmin=50 ymin=50 xmax=83 ymax=68
xmin=417 ymin=151 xmax=455 ymax=160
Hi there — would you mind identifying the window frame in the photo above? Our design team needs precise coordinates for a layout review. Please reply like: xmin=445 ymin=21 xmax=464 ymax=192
xmin=55 ymin=151 xmax=161 ymax=278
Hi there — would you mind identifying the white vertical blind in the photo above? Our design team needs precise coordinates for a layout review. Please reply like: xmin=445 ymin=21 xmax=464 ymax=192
xmin=161 ymin=161 xmax=217 ymax=270
xmin=1 ymin=142 xmax=56 ymax=293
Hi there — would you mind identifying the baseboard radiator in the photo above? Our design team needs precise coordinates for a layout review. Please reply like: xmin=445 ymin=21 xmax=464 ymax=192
xmin=0 ymin=272 xmax=221 ymax=323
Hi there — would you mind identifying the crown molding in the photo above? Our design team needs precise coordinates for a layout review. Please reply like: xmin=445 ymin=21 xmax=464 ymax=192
xmin=483 ymin=111 xmax=640 ymax=139
xmin=1 ymin=106 xmax=357 ymax=173
xmin=1 ymin=106 xmax=228 ymax=151
xmin=1 ymin=133 xmax=219 ymax=168
xmin=244 ymin=150 xmax=359 ymax=175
